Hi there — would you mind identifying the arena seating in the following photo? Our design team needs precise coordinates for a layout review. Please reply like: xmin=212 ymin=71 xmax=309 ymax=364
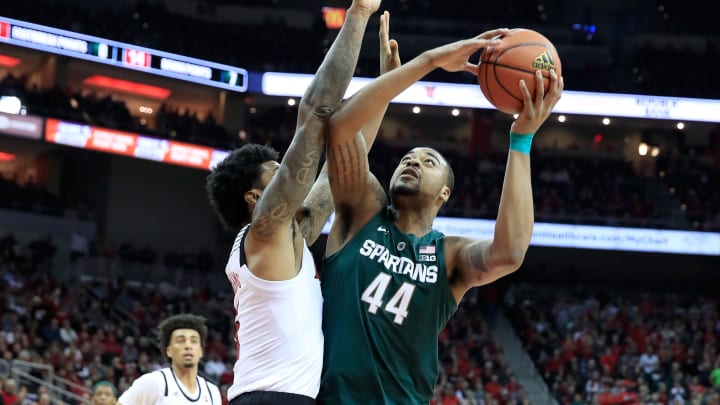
xmin=506 ymin=283 xmax=720 ymax=405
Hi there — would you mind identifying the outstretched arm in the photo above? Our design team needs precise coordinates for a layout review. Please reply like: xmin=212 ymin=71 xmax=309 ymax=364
xmin=358 ymin=11 xmax=400 ymax=145
xmin=298 ymin=10 xmax=402 ymax=245
xmin=325 ymin=30 xmax=507 ymax=248
xmin=449 ymin=69 xmax=564 ymax=300
xmin=248 ymin=2 xmax=378 ymax=246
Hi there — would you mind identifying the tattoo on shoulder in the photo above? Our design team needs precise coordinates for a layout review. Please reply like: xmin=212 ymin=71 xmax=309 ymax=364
xmin=470 ymin=240 xmax=491 ymax=273
xmin=328 ymin=145 xmax=349 ymax=191
xmin=346 ymin=142 xmax=360 ymax=190
xmin=454 ymin=237 xmax=491 ymax=274
xmin=329 ymin=138 xmax=365 ymax=193
xmin=252 ymin=201 xmax=291 ymax=241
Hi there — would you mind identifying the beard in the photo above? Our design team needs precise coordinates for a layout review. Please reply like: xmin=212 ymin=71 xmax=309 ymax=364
xmin=390 ymin=182 xmax=420 ymax=196
xmin=182 ymin=361 xmax=195 ymax=368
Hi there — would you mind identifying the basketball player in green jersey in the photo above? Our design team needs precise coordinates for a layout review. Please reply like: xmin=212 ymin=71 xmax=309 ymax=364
xmin=318 ymin=32 xmax=564 ymax=404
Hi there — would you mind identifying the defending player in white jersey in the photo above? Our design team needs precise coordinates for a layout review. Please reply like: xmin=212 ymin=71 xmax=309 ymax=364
xmin=118 ymin=314 xmax=222 ymax=405
xmin=204 ymin=0 xmax=402 ymax=403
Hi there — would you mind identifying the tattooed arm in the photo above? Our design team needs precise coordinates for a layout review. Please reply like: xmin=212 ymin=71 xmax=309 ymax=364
xmin=245 ymin=2 xmax=378 ymax=280
xmin=296 ymin=166 xmax=332 ymax=246
xmin=298 ymin=10 xmax=402 ymax=246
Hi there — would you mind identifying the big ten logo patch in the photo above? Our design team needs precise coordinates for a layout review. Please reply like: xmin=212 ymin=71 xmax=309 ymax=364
xmin=419 ymin=254 xmax=436 ymax=262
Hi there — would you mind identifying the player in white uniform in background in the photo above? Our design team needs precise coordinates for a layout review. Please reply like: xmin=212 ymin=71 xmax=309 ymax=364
xmin=205 ymin=0 xmax=398 ymax=403
xmin=118 ymin=314 xmax=222 ymax=405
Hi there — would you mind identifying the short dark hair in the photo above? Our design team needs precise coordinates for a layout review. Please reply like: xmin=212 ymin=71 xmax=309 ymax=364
xmin=428 ymin=148 xmax=454 ymax=191
xmin=157 ymin=314 xmax=208 ymax=362
xmin=445 ymin=163 xmax=455 ymax=191
xmin=206 ymin=144 xmax=279 ymax=230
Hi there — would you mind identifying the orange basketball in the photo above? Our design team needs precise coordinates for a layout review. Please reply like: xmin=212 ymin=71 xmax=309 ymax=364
xmin=478 ymin=28 xmax=561 ymax=115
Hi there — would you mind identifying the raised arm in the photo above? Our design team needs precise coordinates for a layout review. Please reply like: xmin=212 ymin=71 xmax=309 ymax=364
xmin=448 ymin=69 xmax=564 ymax=301
xmin=247 ymin=1 xmax=378 ymax=247
xmin=296 ymin=166 xmax=333 ymax=246
xmin=358 ymin=11 xmax=401 ymax=145
xmin=326 ymin=30 xmax=507 ymax=245
xmin=297 ymin=10 xmax=402 ymax=245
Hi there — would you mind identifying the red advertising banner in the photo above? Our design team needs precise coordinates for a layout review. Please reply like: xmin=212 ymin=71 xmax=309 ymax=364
xmin=44 ymin=118 xmax=228 ymax=171
xmin=166 ymin=142 xmax=213 ymax=169
xmin=88 ymin=127 xmax=138 ymax=155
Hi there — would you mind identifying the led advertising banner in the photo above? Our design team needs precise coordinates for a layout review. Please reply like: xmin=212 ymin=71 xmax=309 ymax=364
xmin=262 ymin=72 xmax=720 ymax=123
xmin=319 ymin=213 xmax=720 ymax=256
xmin=44 ymin=118 xmax=229 ymax=170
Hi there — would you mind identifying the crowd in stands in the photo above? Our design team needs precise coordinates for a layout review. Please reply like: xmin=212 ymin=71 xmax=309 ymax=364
xmin=0 ymin=74 xmax=235 ymax=150
xmin=324 ymin=139 xmax=666 ymax=229
xmin=432 ymin=287 xmax=533 ymax=405
xmin=0 ymin=175 xmax=69 ymax=220
xmin=4 ymin=230 xmax=720 ymax=404
xmin=0 ymin=232 xmax=235 ymax=404
xmin=81 ymin=239 xmax=221 ymax=292
xmin=0 ymin=228 xmax=527 ymax=404
xmin=655 ymin=148 xmax=720 ymax=231
xmin=507 ymin=283 xmax=720 ymax=405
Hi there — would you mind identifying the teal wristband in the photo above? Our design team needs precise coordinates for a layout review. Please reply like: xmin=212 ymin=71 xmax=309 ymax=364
xmin=509 ymin=132 xmax=534 ymax=155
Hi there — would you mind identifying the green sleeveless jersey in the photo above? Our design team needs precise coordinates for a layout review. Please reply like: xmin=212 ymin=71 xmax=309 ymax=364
xmin=319 ymin=208 xmax=458 ymax=405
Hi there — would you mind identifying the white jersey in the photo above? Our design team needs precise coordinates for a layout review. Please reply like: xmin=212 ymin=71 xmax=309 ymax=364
xmin=225 ymin=225 xmax=324 ymax=400
xmin=118 ymin=367 xmax=221 ymax=405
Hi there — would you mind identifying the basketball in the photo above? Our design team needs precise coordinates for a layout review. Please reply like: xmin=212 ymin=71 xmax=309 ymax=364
xmin=478 ymin=28 xmax=562 ymax=115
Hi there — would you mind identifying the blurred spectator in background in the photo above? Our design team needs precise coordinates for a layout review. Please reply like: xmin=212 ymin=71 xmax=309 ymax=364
xmin=90 ymin=381 xmax=117 ymax=405
xmin=0 ymin=379 xmax=25 ymax=405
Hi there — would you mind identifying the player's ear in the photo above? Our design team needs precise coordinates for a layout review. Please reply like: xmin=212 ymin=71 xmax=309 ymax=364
xmin=244 ymin=189 xmax=261 ymax=206
xmin=439 ymin=186 xmax=451 ymax=204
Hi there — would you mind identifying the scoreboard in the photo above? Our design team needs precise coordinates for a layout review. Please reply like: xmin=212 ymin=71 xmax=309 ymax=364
xmin=0 ymin=16 xmax=248 ymax=92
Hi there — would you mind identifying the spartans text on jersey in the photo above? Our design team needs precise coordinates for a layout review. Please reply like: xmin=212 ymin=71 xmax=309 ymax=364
xmin=358 ymin=239 xmax=438 ymax=283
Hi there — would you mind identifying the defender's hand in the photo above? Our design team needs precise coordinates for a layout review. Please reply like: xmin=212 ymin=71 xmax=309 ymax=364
xmin=350 ymin=0 xmax=381 ymax=15
xmin=379 ymin=11 xmax=401 ymax=74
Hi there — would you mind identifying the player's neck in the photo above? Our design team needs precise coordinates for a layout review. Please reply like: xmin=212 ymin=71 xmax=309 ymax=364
xmin=171 ymin=364 xmax=198 ymax=392
xmin=391 ymin=206 xmax=434 ymax=237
